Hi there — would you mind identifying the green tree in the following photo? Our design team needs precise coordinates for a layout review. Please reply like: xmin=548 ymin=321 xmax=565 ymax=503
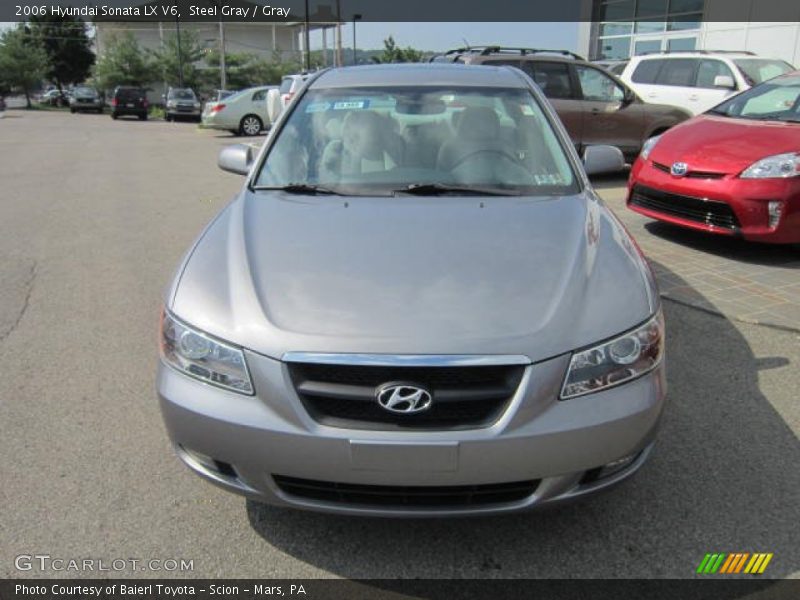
xmin=92 ymin=32 xmax=155 ymax=91
xmin=148 ymin=30 xmax=205 ymax=89
xmin=373 ymin=36 xmax=425 ymax=64
xmin=0 ymin=24 xmax=48 ymax=107
xmin=202 ymin=48 xmax=303 ymax=90
xmin=28 ymin=15 xmax=95 ymax=91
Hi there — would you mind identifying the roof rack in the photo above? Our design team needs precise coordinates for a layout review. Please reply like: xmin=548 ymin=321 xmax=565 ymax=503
xmin=435 ymin=46 xmax=586 ymax=61
xmin=638 ymin=49 xmax=756 ymax=56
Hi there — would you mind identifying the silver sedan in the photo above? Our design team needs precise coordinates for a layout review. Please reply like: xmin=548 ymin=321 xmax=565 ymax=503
xmin=158 ymin=64 xmax=666 ymax=517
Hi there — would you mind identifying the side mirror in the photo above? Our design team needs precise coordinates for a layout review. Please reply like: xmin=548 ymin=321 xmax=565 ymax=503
xmin=621 ymin=88 xmax=636 ymax=106
xmin=218 ymin=144 xmax=254 ymax=176
xmin=583 ymin=145 xmax=625 ymax=176
xmin=713 ymin=75 xmax=736 ymax=90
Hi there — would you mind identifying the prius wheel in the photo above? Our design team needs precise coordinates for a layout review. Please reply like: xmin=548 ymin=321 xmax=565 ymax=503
xmin=239 ymin=114 xmax=262 ymax=136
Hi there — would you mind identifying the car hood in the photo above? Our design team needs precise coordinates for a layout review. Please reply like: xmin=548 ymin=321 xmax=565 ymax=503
xmin=651 ymin=114 xmax=800 ymax=174
xmin=169 ymin=190 xmax=657 ymax=362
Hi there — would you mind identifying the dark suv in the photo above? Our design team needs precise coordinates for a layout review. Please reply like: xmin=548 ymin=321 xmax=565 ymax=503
xmin=433 ymin=47 xmax=690 ymax=162
xmin=110 ymin=86 xmax=148 ymax=121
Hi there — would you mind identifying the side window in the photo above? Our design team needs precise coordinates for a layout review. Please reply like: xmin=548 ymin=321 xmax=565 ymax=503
xmin=521 ymin=61 xmax=574 ymax=100
xmin=655 ymin=59 xmax=698 ymax=87
xmin=696 ymin=60 xmax=735 ymax=89
xmin=576 ymin=65 xmax=625 ymax=102
xmin=631 ymin=59 xmax=664 ymax=84
xmin=252 ymin=90 xmax=267 ymax=102
xmin=483 ymin=59 xmax=522 ymax=69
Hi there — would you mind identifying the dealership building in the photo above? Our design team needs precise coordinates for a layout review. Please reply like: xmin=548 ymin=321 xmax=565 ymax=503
xmin=577 ymin=0 xmax=800 ymax=65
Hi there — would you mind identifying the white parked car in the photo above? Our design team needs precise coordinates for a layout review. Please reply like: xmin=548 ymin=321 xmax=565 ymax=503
xmin=619 ymin=51 xmax=795 ymax=115
xmin=201 ymin=86 xmax=277 ymax=136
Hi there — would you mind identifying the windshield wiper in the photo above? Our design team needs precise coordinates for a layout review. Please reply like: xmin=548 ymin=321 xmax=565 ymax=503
xmin=394 ymin=183 xmax=520 ymax=196
xmin=253 ymin=183 xmax=343 ymax=195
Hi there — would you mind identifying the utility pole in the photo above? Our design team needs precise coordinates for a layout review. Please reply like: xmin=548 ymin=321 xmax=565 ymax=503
xmin=175 ymin=16 xmax=184 ymax=87
xmin=219 ymin=19 xmax=226 ymax=90
xmin=304 ymin=0 xmax=311 ymax=71
xmin=335 ymin=0 xmax=342 ymax=66
xmin=352 ymin=14 xmax=361 ymax=65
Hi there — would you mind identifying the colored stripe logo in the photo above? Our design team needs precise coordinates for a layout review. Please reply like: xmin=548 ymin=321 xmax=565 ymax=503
xmin=696 ymin=553 xmax=773 ymax=575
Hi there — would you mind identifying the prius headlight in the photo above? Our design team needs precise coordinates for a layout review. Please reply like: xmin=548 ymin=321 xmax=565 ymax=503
xmin=740 ymin=152 xmax=800 ymax=179
xmin=160 ymin=310 xmax=253 ymax=394
xmin=561 ymin=311 xmax=664 ymax=400
xmin=640 ymin=135 xmax=661 ymax=161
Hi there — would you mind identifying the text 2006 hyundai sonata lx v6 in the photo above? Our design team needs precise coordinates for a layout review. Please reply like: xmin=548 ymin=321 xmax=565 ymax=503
xmin=157 ymin=64 xmax=666 ymax=517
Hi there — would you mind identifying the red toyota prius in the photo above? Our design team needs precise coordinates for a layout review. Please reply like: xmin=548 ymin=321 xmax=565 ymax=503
xmin=627 ymin=71 xmax=800 ymax=244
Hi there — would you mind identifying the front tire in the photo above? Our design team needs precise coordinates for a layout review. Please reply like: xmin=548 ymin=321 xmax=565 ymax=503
xmin=139 ymin=114 xmax=148 ymax=121
xmin=111 ymin=113 xmax=118 ymax=120
xmin=239 ymin=114 xmax=263 ymax=136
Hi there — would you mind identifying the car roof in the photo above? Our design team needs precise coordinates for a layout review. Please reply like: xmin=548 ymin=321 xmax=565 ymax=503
xmin=633 ymin=52 xmax=755 ymax=59
xmin=311 ymin=64 xmax=528 ymax=89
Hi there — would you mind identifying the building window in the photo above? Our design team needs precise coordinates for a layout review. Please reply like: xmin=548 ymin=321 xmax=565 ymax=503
xmin=667 ymin=37 xmax=696 ymax=51
xmin=594 ymin=0 xmax=703 ymax=60
xmin=599 ymin=37 xmax=633 ymax=59
xmin=634 ymin=39 xmax=662 ymax=55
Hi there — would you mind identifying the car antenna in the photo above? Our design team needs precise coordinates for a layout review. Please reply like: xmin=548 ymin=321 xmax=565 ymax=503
xmin=462 ymin=38 xmax=470 ymax=50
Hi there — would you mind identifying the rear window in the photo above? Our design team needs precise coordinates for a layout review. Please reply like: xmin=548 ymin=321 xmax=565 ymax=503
xmin=655 ymin=59 xmax=698 ymax=86
xmin=280 ymin=78 xmax=294 ymax=94
xmin=631 ymin=59 xmax=665 ymax=84
xmin=116 ymin=88 xmax=143 ymax=99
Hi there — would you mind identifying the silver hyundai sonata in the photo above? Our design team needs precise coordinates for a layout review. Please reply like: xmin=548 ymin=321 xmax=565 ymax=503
xmin=158 ymin=64 xmax=666 ymax=517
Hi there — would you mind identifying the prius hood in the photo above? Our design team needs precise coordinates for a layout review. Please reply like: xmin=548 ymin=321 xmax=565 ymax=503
xmin=651 ymin=114 xmax=800 ymax=174
xmin=169 ymin=190 xmax=657 ymax=363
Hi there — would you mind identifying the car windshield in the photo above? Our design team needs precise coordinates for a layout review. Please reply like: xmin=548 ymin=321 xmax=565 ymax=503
xmin=733 ymin=59 xmax=795 ymax=86
xmin=709 ymin=73 xmax=800 ymax=123
xmin=169 ymin=89 xmax=195 ymax=100
xmin=254 ymin=85 xmax=577 ymax=196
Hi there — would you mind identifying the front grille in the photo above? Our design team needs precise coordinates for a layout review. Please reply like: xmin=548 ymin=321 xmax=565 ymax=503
xmin=288 ymin=362 xmax=524 ymax=430
xmin=630 ymin=184 xmax=740 ymax=230
xmin=652 ymin=161 xmax=725 ymax=179
xmin=273 ymin=475 xmax=539 ymax=508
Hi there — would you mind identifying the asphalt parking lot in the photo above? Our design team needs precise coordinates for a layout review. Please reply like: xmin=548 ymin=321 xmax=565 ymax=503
xmin=1 ymin=110 xmax=798 ymax=580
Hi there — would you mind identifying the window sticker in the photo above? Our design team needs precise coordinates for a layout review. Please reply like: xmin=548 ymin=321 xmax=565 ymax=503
xmin=333 ymin=100 xmax=370 ymax=110
xmin=305 ymin=102 xmax=331 ymax=113
xmin=533 ymin=173 xmax=566 ymax=185
xmin=520 ymin=104 xmax=535 ymax=116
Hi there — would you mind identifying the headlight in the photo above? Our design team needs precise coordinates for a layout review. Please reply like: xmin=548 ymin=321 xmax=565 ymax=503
xmin=193 ymin=102 xmax=201 ymax=109
xmin=167 ymin=100 xmax=177 ymax=108
xmin=160 ymin=310 xmax=254 ymax=394
xmin=740 ymin=152 xmax=800 ymax=179
xmin=640 ymin=135 xmax=661 ymax=161
xmin=561 ymin=311 xmax=664 ymax=400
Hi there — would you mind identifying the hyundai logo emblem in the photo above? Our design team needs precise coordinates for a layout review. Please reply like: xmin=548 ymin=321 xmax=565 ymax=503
xmin=376 ymin=383 xmax=432 ymax=414
xmin=671 ymin=162 xmax=689 ymax=177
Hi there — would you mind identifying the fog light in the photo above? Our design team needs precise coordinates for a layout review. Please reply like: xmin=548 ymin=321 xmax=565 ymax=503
xmin=580 ymin=453 xmax=639 ymax=485
xmin=181 ymin=446 xmax=237 ymax=478
xmin=767 ymin=201 xmax=783 ymax=229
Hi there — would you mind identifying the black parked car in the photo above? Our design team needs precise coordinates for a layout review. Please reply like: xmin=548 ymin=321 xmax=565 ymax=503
xmin=110 ymin=86 xmax=148 ymax=120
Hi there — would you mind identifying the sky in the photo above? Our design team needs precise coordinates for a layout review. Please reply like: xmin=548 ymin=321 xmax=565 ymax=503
xmin=1 ymin=21 xmax=579 ymax=53
xmin=313 ymin=22 xmax=578 ymax=53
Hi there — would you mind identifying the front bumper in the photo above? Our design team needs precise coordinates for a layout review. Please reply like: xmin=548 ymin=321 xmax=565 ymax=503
xmin=158 ymin=348 xmax=667 ymax=517
xmin=167 ymin=106 xmax=201 ymax=118
xmin=627 ymin=159 xmax=800 ymax=244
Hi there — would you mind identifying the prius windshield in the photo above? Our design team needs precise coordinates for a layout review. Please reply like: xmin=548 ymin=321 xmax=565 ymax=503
xmin=255 ymin=86 xmax=577 ymax=196
xmin=710 ymin=73 xmax=800 ymax=123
